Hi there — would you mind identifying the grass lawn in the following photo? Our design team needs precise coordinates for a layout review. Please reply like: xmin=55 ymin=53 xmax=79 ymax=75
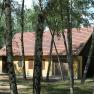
xmin=0 ymin=75 xmax=94 ymax=94
xmin=16 ymin=78 xmax=94 ymax=94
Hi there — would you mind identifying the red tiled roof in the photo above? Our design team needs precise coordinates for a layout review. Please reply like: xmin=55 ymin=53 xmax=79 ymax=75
xmin=0 ymin=27 xmax=93 ymax=56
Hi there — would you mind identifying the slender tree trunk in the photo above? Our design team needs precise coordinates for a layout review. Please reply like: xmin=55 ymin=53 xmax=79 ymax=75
xmin=4 ymin=0 xmax=18 ymax=94
xmin=59 ymin=0 xmax=71 ymax=82
xmin=81 ymin=31 xmax=94 ymax=84
xmin=20 ymin=0 xmax=26 ymax=80
xmin=46 ymin=17 xmax=65 ymax=80
xmin=46 ymin=29 xmax=68 ymax=80
xmin=61 ymin=32 xmax=68 ymax=54
xmin=46 ymin=30 xmax=55 ymax=81
xmin=53 ymin=35 xmax=64 ymax=80
xmin=67 ymin=29 xmax=74 ymax=94
xmin=66 ymin=0 xmax=74 ymax=94
xmin=47 ymin=28 xmax=64 ymax=80
xmin=33 ymin=13 xmax=45 ymax=94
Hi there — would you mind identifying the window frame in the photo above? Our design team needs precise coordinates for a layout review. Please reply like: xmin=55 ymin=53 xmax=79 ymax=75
xmin=28 ymin=59 xmax=34 ymax=69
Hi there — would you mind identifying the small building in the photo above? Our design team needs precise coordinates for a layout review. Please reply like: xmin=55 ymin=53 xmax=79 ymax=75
xmin=0 ymin=27 xmax=93 ymax=79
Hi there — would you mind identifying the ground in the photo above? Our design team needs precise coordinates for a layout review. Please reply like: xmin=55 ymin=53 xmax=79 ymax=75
xmin=0 ymin=74 xmax=94 ymax=94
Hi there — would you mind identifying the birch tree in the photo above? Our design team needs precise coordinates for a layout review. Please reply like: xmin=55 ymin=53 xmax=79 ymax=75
xmin=4 ymin=0 xmax=18 ymax=94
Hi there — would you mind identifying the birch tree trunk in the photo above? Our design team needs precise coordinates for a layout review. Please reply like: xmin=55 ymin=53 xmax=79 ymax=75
xmin=4 ymin=0 xmax=18 ymax=94
xmin=20 ymin=0 xmax=26 ymax=80
xmin=66 ymin=0 xmax=74 ymax=94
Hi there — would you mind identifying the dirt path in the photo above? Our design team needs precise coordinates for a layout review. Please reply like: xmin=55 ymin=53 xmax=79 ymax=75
xmin=0 ymin=74 xmax=10 ymax=94
xmin=0 ymin=74 xmax=30 ymax=94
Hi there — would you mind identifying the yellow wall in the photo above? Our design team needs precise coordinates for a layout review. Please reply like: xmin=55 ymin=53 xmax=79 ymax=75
xmin=73 ymin=56 xmax=82 ymax=79
xmin=0 ymin=56 xmax=82 ymax=79
xmin=13 ymin=56 xmax=52 ymax=77
xmin=0 ymin=57 xmax=2 ymax=73
xmin=52 ymin=56 xmax=82 ymax=79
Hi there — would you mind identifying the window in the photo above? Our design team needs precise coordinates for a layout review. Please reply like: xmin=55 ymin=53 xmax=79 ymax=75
xmin=28 ymin=59 xmax=33 ymax=69
xmin=53 ymin=56 xmax=67 ymax=63
xmin=42 ymin=60 xmax=45 ymax=70
xmin=28 ymin=59 xmax=45 ymax=69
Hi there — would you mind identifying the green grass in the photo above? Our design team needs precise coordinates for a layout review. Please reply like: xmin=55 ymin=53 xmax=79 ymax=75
xmin=16 ymin=78 xmax=94 ymax=94
xmin=42 ymin=80 xmax=93 ymax=94
xmin=0 ymin=77 xmax=93 ymax=94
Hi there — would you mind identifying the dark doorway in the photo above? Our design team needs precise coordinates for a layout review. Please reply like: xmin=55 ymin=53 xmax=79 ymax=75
xmin=2 ymin=57 xmax=8 ymax=73
xmin=82 ymin=56 xmax=94 ymax=78
xmin=52 ymin=56 xmax=68 ymax=78
xmin=87 ymin=57 xmax=94 ymax=78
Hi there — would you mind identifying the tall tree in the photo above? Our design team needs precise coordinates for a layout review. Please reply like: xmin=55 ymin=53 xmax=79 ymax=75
xmin=66 ymin=0 xmax=74 ymax=94
xmin=20 ymin=0 xmax=26 ymax=80
xmin=4 ymin=0 xmax=18 ymax=94
xmin=33 ymin=11 xmax=45 ymax=94
xmin=46 ymin=1 xmax=74 ymax=94
xmin=33 ymin=0 xmax=47 ymax=94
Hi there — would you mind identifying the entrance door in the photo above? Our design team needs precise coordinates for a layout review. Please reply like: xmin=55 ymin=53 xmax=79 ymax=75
xmin=2 ymin=57 xmax=8 ymax=73
xmin=54 ymin=63 xmax=68 ymax=79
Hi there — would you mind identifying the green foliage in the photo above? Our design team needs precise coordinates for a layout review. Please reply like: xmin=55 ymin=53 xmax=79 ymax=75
xmin=0 ymin=3 xmax=5 ymax=48
xmin=24 ymin=9 xmax=37 ymax=31
xmin=46 ymin=0 xmax=93 ymax=32
xmin=13 ymin=7 xmax=37 ymax=32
